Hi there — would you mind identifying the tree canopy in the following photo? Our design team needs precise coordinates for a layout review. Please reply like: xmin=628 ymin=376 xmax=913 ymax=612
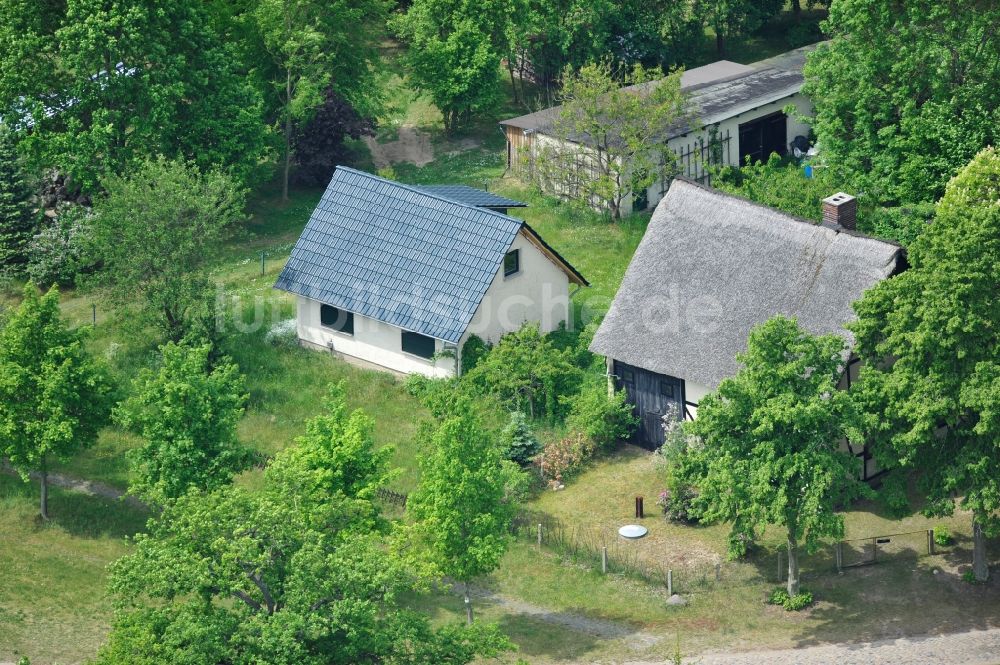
xmin=254 ymin=0 xmax=388 ymax=198
xmin=850 ymin=147 xmax=1000 ymax=581
xmin=406 ymin=405 xmax=514 ymax=623
xmin=0 ymin=284 xmax=113 ymax=519
xmin=97 ymin=389 xmax=510 ymax=664
xmin=392 ymin=0 xmax=506 ymax=133
xmin=804 ymin=0 xmax=1000 ymax=204
xmin=115 ymin=342 xmax=250 ymax=504
xmin=0 ymin=123 xmax=36 ymax=274
xmin=89 ymin=157 xmax=246 ymax=342
xmin=681 ymin=316 xmax=867 ymax=594
xmin=1 ymin=0 xmax=270 ymax=193
xmin=534 ymin=62 xmax=687 ymax=220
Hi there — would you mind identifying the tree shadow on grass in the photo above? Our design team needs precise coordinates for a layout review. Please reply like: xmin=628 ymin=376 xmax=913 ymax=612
xmin=496 ymin=612 xmax=605 ymax=662
xmin=786 ymin=552 xmax=1000 ymax=650
xmin=1 ymin=474 xmax=148 ymax=540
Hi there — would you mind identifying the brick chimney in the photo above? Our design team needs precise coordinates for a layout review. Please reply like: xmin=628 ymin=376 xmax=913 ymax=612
xmin=822 ymin=192 xmax=857 ymax=231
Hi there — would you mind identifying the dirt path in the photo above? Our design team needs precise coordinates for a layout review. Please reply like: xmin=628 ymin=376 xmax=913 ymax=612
xmin=654 ymin=626 xmax=1000 ymax=665
xmin=1 ymin=461 xmax=143 ymax=509
xmin=468 ymin=584 xmax=663 ymax=649
xmin=364 ymin=125 xmax=435 ymax=168
xmin=363 ymin=125 xmax=481 ymax=169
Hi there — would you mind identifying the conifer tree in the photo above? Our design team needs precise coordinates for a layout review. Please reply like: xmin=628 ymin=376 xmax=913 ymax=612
xmin=0 ymin=125 xmax=36 ymax=273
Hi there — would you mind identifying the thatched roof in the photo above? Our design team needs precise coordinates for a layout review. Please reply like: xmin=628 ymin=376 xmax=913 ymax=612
xmin=589 ymin=179 xmax=902 ymax=389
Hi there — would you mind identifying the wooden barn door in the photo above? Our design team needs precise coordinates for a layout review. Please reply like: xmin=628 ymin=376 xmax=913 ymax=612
xmin=613 ymin=361 xmax=683 ymax=450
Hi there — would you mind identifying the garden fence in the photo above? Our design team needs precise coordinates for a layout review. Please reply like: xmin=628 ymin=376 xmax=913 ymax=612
xmin=513 ymin=512 xmax=942 ymax=595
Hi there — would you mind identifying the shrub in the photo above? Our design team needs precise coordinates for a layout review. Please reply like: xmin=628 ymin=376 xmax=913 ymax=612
xmin=962 ymin=570 xmax=980 ymax=584
xmin=767 ymin=588 xmax=789 ymax=606
xmin=499 ymin=411 xmax=541 ymax=466
xmin=783 ymin=589 xmax=814 ymax=611
xmin=538 ymin=431 xmax=595 ymax=485
xmin=26 ymin=204 xmax=96 ymax=286
xmin=404 ymin=375 xmax=467 ymax=419
xmin=860 ymin=202 xmax=934 ymax=247
xmin=768 ymin=587 xmax=813 ymax=611
xmin=464 ymin=324 xmax=582 ymax=420
xmin=460 ymin=334 xmax=491 ymax=374
xmin=934 ymin=525 xmax=953 ymax=547
xmin=657 ymin=480 xmax=699 ymax=524
xmin=564 ymin=380 xmax=637 ymax=452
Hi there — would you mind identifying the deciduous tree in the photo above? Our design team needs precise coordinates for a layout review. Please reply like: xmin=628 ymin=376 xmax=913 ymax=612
xmin=254 ymin=0 xmax=387 ymax=199
xmin=694 ymin=0 xmax=783 ymax=57
xmin=406 ymin=406 xmax=514 ymax=623
xmin=534 ymin=62 xmax=687 ymax=220
xmin=96 ymin=408 xmax=510 ymax=664
xmin=115 ymin=342 xmax=250 ymax=504
xmin=89 ymin=157 xmax=246 ymax=342
xmin=851 ymin=148 xmax=1000 ymax=582
xmin=2 ymin=0 xmax=270 ymax=193
xmin=0 ymin=284 xmax=112 ymax=519
xmin=392 ymin=0 xmax=503 ymax=133
xmin=464 ymin=323 xmax=582 ymax=420
xmin=803 ymin=0 xmax=1000 ymax=204
xmin=681 ymin=316 xmax=868 ymax=594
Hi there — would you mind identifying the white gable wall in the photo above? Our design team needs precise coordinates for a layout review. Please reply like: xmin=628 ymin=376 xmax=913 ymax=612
xmin=459 ymin=230 xmax=572 ymax=359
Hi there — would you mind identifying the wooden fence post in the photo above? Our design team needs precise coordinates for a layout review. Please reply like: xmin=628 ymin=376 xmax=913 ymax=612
xmin=601 ymin=547 xmax=608 ymax=574
xmin=667 ymin=569 xmax=673 ymax=596
xmin=836 ymin=542 xmax=843 ymax=574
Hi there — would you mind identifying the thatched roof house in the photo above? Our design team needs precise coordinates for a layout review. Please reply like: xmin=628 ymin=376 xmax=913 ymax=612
xmin=589 ymin=178 xmax=903 ymax=449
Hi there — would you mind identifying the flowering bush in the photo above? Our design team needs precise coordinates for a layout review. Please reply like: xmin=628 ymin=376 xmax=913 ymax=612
xmin=656 ymin=482 xmax=699 ymax=523
xmin=26 ymin=204 xmax=97 ymax=286
xmin=538 ymin=431 xmax=595 ymax=485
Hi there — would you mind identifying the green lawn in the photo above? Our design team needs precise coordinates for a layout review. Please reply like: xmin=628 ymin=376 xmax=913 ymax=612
xmin=0 ymin=474 xmax=148 ymax=664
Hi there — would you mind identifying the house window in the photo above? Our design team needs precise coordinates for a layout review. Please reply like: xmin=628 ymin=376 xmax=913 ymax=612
xmin=660 ymin=381 xmax=675 ymax=398
xmin=320 ymin=304 xmax=354 ymax=335
xmin=401 ymin=330 xmax=436 ymax=359
xmin=503 ymin=249 xmax=520 ymax=277
xmin=622 ymin=369 xmax=634 ymax=384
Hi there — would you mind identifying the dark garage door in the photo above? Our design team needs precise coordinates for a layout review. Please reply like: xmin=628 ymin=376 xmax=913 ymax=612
xmin=613 ymin=361 xmax=683 ymax=450
xmin=738 ymin=112 xmax=787 ymax=165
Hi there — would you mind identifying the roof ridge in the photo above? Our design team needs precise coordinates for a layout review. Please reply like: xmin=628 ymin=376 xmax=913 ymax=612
xmin=333 ymin=166 xmax=525 ymax=224
xmin=670 ymin=177 xmax=903 ymax=249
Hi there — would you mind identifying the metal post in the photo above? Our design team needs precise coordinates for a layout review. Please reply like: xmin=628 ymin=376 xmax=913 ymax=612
xmin=928 ymin=529 xmax=935 ymax=556
xmin=667 ymin=569 xmax=673 ymax=596
xmin=92 ymin=303 xmax=96 ymax=327
xmin=836 ymin=542 xmax=843 ymax=574
xmin=777 ymin=551 xmax=783 ymax=582
xmin=261 ymin=251 xmax=266 ymax=276
xmin=537 ymin=523 xmax=542 ymax=549
xmin=872 ymin=537 xmax=877 ymax=564
xmin=601 ymin=547 xmax=608 ymax=574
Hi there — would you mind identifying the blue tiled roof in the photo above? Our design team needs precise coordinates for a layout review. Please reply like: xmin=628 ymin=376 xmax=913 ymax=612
xmin=413 ymin=185 xmax=527 ymax=209
xmin=274 ymin=167 xmax=525 ymax=343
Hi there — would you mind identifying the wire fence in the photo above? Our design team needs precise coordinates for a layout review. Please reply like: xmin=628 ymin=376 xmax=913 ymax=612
xmin=512 ymin=512 xmax=943 ymax=595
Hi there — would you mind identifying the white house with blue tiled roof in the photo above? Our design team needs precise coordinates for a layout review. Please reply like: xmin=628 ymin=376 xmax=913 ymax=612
xmin=274 ymin=167 xmax=588 ymax=377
